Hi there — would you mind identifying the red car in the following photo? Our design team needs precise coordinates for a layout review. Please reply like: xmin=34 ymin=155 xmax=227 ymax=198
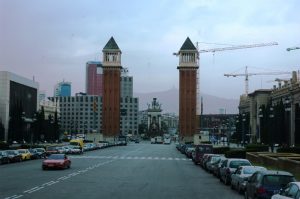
xmin=42 ymin=154 xmax=71 ymax=170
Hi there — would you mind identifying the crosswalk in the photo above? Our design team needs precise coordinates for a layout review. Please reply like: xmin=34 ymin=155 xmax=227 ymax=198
xmin=69 ymin=155 xmax=190 ymax=161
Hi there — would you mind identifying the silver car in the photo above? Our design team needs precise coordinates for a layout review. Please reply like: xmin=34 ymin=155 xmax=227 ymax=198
xmin=271 ymin=182 xmax=300 ymax=199
xmin=231 ymin=166 xmax=266 ymax=193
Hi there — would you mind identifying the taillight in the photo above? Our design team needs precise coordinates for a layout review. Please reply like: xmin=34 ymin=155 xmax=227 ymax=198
xmin=257 ymin=187 xmax=266 ymax=194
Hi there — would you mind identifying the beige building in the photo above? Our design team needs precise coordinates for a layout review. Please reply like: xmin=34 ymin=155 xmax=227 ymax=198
xmin=238 ymin=71 xmax=300 ymax=146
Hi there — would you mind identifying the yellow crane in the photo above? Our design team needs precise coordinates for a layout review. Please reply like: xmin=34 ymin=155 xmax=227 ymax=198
xmin=224 ymin=66 xmax=291 ymax=95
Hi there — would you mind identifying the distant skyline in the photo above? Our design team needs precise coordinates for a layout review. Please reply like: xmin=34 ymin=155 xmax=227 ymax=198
xmin=1 ymin=0 xmax=299 ymax=99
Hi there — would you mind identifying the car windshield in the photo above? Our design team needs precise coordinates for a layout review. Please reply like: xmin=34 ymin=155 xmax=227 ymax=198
xmin=47 ymin=147 xmax=57 ymax=151
xmin=263 ymin=175 xmax=295 ymax=186
xmin=6 ymin=150 xmax=18 ymax=155
xmin=243 ymin=167 xmax=258 ymax=174
xmin=18 ymin=150 xmax=26 ymax=154
xmin=36 ymin=149 xmax=44 ymax=152
xmin=229 ymin=160 xmax=251 ymax=168
xmin=48 ymin=155 xmax=65 ymax=160
xmin=211 ymin=156 xmax=221 ymax=163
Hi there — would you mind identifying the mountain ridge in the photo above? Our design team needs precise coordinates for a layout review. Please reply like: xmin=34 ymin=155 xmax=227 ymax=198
xmin=134 ymin=88 xmax=239 ymax=114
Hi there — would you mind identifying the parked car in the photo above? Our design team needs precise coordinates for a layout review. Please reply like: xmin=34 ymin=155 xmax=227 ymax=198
xmin=271 ymin=182 xmax=300 ymax=199
xmin=5 ymin=150 xmax=22 ymax=162
xmin=231 ymin=166 xmax=267 ymax=193
xmin=45 ymin=146 xmax=60 ymax=156
xmin=69 ymin=146 xmax=83 ymax=154
xmin=201 ymin=153 xmax=214 ymax=168
xmin=29 ymin=149 xmax=40 ymax=159
xmin=17 ymin=149 xmax=32 ymax=160
xmin=185 ymin=147 xmax=195 ymax=159
xmin=212 ymin=156 xmax=227 ymax=178
xmin=205 ymin=155 xmax=223 ymax=173
xmin=34 ymin=148 xmax=46 ymax=158
xmin=219 ymin=158 xmax=252 ymax=185
xmin=245 ymin=170 xmax=295 ymax=199
xmin=0 ymin=151 xmax=10 ymax=164
xmin=42 ymin=154 xmax=71 ymax=170
xmin=192 ymin=144 xmax=213 ymax=165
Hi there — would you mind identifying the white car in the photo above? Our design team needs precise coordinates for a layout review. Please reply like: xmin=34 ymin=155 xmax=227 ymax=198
xmin=272 ymin=182 xmax=300 ymax=199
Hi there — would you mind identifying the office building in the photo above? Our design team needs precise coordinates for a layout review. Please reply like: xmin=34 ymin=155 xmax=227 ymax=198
xmin=54 ymin=81 xmax=71 ymax=97
xmin=86 ymin=61 xmax=103 ymax=96
xmin=0 ymin=71 xmax=39 ymax=141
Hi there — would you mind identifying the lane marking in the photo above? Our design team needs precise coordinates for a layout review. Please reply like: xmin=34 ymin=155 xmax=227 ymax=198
xmin=5 ymin=195 xmax=23 ymax=199
xmin=42 ymin=181 xmax=55 ymax=186
xmin=27 ymin=186 xmax=44 ymax=194
xmin=23 ymin=186 xmax=39 ymax=193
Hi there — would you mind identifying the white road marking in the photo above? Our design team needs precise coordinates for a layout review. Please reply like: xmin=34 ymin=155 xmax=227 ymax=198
xmin=42 ymin=181 xmax=55 ymax=186
xmin=161 ymin=157 xmax=166 ymax=160
xmin=27 ymin=186 xmax=44 ymax=194
xmin=24 ymin=187 xmax=39 ymax=193
xmin=5 ymin=195 xmax=23 ymax=199
xmin=175 ymin=158 xmax=180 ymax=160
xmin=168 ymin=157 xmax=173 ymax=160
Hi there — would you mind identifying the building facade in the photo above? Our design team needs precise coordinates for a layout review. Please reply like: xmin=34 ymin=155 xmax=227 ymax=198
xmin=86 ymin=61 xmax=103 ymax=96
xmin=120 ymin=70 xmax=139 ymax=136
xmin=238 ymin=71 xmax=300 ymax=146
xmin=177 ymin=37 xmax=199 ymax=143
xmin=50 ymin=95 xmax=102 ymax=136
xmin=102 ymin=37 xmax=122 ymax=141
xmin=0 ymin=71 xmax=39 ymax=142
xmin=54 ymin=81 xmax=71 ymax=97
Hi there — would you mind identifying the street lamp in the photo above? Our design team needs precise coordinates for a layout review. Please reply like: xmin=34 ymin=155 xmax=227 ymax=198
xmin=284 ymin=97 xmax=291 ymax=146
xmin=258 ymin=107 xmax=263 ymax=144
xmin=242 ymin=113 xmax=246 ymax=146
xmin=31 ymin=113 xmax=37 ymax=147
xmin=269 ymin=106 xmax=274 ymax=152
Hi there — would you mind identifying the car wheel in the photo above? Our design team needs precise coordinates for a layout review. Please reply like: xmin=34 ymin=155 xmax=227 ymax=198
xmin=42 ymin=166 xmax=46 ymax=170
xmin=219 ymin=176 xmax=223 ymax=182
xmin=231 ymin=182 xmax=235 ymax=190
xmin=237 ymin=184 xmax=242 ymax=194
xmin=225 ymin=176 xmax=230 ymax=185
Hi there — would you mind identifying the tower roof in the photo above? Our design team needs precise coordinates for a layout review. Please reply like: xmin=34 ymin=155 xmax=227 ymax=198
xmin=103 ymin=37 xmax=120 ymax=50
xmin=180 ymin=37 xmax=197 ymax=50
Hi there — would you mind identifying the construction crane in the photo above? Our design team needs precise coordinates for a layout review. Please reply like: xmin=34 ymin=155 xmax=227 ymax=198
xmin=287 ymin=47 xmax=300 ymax=51
xmin=224 ymin=66 xmax=291 ymax=95
xmin=198 ymin=42 xmax=278 ymax=53
xmin=193 ymin=41 xmax=278 ymax=114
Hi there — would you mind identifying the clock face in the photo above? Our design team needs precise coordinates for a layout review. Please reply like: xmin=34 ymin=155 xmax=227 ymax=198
xmin=27 ymin=93 xmax=32 ymax=99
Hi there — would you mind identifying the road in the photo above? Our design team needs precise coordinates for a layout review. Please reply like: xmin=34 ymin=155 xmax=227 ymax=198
xmin=0 ymin=142 xmax=243 ymax=199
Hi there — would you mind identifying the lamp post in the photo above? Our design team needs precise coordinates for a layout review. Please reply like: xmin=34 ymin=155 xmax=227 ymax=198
xmin=31 ymin=113 xmax=37 ymax=147
xmin=21 ymin=112 xmax=26 ymax=143
xmin=258 ymin=107 xmax=263 ymax=144
xmin=242 ymin=113 xmax=246 ymax=146
xmin=284 ymin=97 xmax=291 ymax=146
xmin=269 ymin=106 xmax=274 ymax=152
xmin=235 ymin=115 xmax=240 ymax=147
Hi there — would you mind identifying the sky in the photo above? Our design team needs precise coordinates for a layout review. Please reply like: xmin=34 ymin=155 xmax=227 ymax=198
xmin=0 ymin=0 xmax=299 ymax=99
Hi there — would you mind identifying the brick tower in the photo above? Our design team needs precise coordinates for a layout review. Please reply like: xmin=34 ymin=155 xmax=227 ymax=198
xmin=102 ymin=37 xmax=122 ymax=141
xmin=177 ymin=37 xmax=199 ymax=143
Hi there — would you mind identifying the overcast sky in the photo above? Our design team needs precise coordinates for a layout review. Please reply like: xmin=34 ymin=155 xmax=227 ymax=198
xmin=0 ymin=0 xmax=299 ymax=99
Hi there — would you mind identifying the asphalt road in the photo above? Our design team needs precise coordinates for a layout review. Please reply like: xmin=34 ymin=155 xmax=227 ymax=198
xmin=0 ymin=142 xmax=243 ymax=199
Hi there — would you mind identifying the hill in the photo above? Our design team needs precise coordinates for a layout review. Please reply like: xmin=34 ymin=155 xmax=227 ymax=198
xmin=134 ymin=88 xmax=239 ymax=114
